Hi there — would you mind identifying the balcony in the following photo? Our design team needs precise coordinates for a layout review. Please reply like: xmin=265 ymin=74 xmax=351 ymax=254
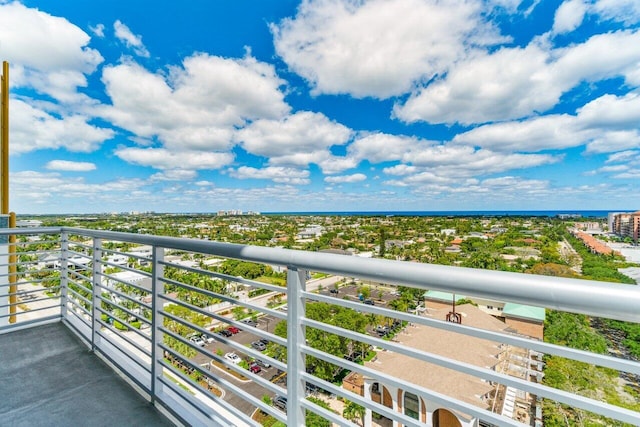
xmin=1 ymin=226 xmax=639 ymax=426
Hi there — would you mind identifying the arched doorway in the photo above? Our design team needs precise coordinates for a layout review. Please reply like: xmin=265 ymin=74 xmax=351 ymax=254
xmin=433 ymin=408 xmax=462 ymax=427
xmin=369 ymin=383 xmax=393 ymax=426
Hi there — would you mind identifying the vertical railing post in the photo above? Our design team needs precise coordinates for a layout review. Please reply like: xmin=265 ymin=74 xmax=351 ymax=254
xmin=91 ymin=237 xmax=102 ymax=351
xmin=59 ymin=231 xmax=68 ymax=320
xmin=287 ymin=266 xmax=307 ymax=426
xmin=151 ymin=245 xmax=164 ymax=402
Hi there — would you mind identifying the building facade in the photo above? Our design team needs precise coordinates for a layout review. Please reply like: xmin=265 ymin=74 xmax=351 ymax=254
xmin=610 ymin=211 xmax=640 ymax=243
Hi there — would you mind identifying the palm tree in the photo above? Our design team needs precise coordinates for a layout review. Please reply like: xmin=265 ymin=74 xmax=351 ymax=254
xmin=343 ymin=400 xmax=365 ymax=426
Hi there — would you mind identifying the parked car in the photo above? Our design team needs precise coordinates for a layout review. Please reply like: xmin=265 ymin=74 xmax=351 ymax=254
xmin=329 ymin=288 xmax=339 ymax=294
xmin=224 ymin=352 xmax=241 ymax=364
xmin=202 ymin=333 xmax=215 ymax=343
xmin=375 ymin=325 xmax=389 ymax=335
xmin=189 ymin=335 xmax=205 ymax=347
xmin=217 ymin=329 xmax=232 ymax=338
xmin=248 ymin=362 xmax=261 ymax=373
xmin=364 ymin=299 xmax=375 ymax=305
xmin=273 ymin=395 xmax=287 ymax=412
xmin=227 ymin=326 xmax=240 ymax=334
xmin=258 ymin=338 xmax=269 ymax=345
xmin=255 ymin=359 xmax=271 ymax=368
xmin=241 ymin=318 xmax=258 ymax=327
xmin=251 ymin=341 xmax=266 ymax=351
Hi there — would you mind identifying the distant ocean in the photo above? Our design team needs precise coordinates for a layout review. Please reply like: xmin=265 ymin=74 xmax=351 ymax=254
xmin=265 ymin=210 xmax=614 ymax=218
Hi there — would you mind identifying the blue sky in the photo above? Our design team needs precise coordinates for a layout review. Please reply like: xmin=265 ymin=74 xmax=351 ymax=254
xmin=1 ymin=0 xmax=639 ymax=214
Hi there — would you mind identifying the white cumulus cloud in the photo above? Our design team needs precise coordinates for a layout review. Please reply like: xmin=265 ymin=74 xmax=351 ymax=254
xmin=229 ymin=166 xmax=311 ymax=185
xmin=45 ymin=160 xmax=97 ymax=172
xmin=395 ymin=30 xmax=640 ymax=125
xmin=101 ymin=53 xmax=289 ymax=152
xmin=0 ymin=2 xmax=103 ymax=103
xmin=12 ymin=99 xmax=114 ymax=154
xmin=552 ymin=0 xmax=587 ymax=34
xmin=272 ymin=0 xmax=507 ymax=98
xmin=115 ymin=147 xmax=234 ymax=170
xmin=324 ymin=173 xmax=367 ymax=183
xmin=237 ymin=111 xmax=351 ymax=157
xmin=114 ymin=20 xmax=150 ymax=57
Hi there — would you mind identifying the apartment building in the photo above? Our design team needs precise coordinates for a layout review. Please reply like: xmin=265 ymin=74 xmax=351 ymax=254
xmin=610 ymin=211 xmax=640 ymax=243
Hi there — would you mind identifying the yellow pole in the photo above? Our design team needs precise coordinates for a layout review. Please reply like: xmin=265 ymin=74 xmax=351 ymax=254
xmin=1 ymin=61 xmax=8 ymax=213
xmin=9 ymin=212 xmax=16 ymax=323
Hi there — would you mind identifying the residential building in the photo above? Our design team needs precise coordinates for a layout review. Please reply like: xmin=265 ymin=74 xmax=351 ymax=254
xmin=610 ymin=211 xmax=640 ymax=243
xmin=348 ymin=304 xmax=541 ymax=426
xmin=424 ymin=291 xmax=545 ymax=340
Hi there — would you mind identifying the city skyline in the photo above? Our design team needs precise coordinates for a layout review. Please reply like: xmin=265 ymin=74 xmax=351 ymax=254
xmin=2 ymin=0 xmax=640 ymax=214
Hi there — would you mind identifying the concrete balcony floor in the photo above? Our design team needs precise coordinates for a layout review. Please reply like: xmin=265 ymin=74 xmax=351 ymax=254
xmin=0 ymin=322 xmax=173 ymax=427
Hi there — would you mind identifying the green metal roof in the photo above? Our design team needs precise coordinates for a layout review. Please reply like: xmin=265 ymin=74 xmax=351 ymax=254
xmin=423 ymin=290 xmax=467 ymax=302
xmin=503 ymin=303 xmax=546 ymax=321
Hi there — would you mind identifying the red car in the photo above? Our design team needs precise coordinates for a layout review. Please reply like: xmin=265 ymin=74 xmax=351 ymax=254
xmin=249 ymin=363 xmax=261 ymax=373
xmin=227 ymin=326 xmax=240 ymax=334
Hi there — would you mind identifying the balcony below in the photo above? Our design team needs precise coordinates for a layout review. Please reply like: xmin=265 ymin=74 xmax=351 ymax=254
xmin=0 ymin=322 xmax=173 ymax=427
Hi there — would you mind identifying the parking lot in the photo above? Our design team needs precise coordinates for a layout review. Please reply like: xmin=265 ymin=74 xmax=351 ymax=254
xmin=187 ymin=282 xmax=407 ymax=417
xmin=190 ymin=315 xmax=283 ymax=416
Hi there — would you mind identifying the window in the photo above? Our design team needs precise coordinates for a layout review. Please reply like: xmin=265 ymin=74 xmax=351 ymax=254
xmin=403 ymin=392 xmax=419 ymax=420
xmin=487 ymin=305 xmax=494 ymax=309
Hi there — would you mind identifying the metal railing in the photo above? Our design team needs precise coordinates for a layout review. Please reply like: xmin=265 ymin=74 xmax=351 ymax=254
xmin=1 ymin=226 xmax=639 ymax=426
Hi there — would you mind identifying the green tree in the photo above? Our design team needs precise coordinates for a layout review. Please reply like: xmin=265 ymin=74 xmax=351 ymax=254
xmin=343 ymin=400 xmax=365 ymax=426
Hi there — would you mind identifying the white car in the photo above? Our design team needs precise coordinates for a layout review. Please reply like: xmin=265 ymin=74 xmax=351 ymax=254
xmin=189 ymin=335 xmax=205 ymax=347
xmin=224 ymin=352 xmax=241 ymax=364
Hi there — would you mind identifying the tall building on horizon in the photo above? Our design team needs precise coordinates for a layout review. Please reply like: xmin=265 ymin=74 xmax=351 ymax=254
xmin=610 ymin=211 xmax=640 ymax=243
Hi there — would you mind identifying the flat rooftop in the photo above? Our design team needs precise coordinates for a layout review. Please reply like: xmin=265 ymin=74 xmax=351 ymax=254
xmin=0 ymin=322 xmax=174 ymax=427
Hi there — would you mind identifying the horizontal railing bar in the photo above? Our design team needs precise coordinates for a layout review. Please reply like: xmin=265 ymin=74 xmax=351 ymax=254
xmin=95 ymin=323 xmax=152 ymax=360
xmin=0 ymin=303 xmax=61 ymax=319
xmin=159 ymin=276 xmax=287 ymax=324
xmin=99 ymin=259 xmax=152 ymax=278
xmin=13 ymin=238 xmax=61 ymax=246
xmin=101 ymin=246 xmax=152 ymax=262
xmin=5 ymin=284 xmax=58 ymax=296
xmin=67 ymin=286 xmax=93 ymax=307
xmin=97 ymin=278 xmax=152 ymax=310
xmin=67 ymin=277 xmax=93 ymax=295
xmin=66 ymin=301 xmax=92 ymax=326
xmin=96 ymin=295 xmax=152 ymax=327
xmin=66 ymin=248 xmax=91 ymax=259
xmin=67 ymin=241 xmax=93 ymax=251
xmin=160 ymin=259 xmax=287 ymax=294
xmin=95 ymin=306 xmax=151 ymax=342
xmin=0 ymin=280 xmax=53 ymax=291
xmin=0 ymin=294 xmax=58 ymax=310
xmin=98 ymin=275 xmax=153 ymax=303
